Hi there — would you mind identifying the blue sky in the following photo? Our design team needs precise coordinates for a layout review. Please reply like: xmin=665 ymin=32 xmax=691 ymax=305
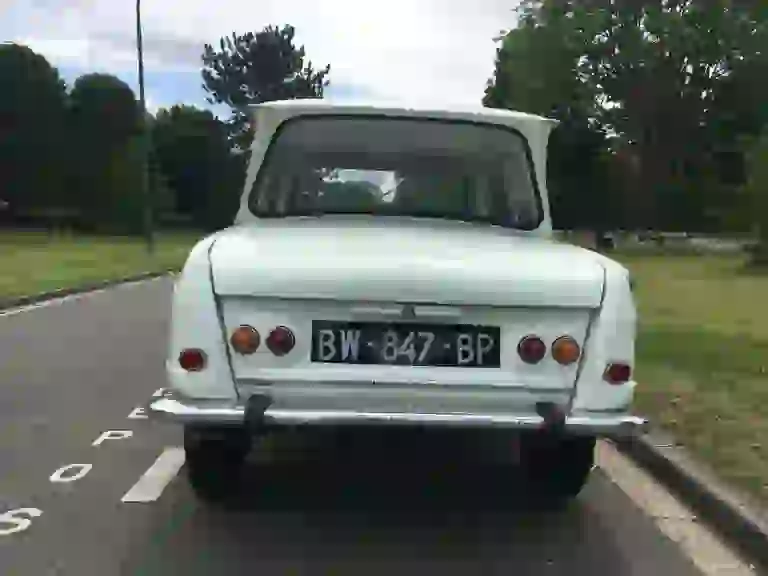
xmin=4 ymin=0 xmax=517 ymax=118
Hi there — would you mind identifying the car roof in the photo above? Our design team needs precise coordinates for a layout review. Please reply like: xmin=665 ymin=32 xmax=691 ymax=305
xmin=246 ymin=99 xmax=557 ymax=131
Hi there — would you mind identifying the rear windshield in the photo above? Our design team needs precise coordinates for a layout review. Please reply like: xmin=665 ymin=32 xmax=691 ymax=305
xmin=248 ymin=115 xmax=542 ymax=229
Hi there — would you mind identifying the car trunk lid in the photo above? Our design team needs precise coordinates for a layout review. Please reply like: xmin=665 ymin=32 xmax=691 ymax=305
xmin=210 ymin=217 xmax=605 ymax=308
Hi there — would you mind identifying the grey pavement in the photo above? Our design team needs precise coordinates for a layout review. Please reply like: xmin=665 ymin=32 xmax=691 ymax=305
xmin=0 ymin=278 xmax=703 ymax=575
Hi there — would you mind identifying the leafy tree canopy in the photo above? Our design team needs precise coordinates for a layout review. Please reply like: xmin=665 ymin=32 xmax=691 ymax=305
xmin=68 ymin=73 xmax=144 ymax=232
xmin=0 ymin=43 xmax=67 ymax=214
xmin=152 ymin=105 xmax=244 ymax=230
xmin=201 ymin=25 xmax=331 ymax=149
xmin=485 ymin=0 xmax=768 ymax=233
xmin=70 ymin=73 xmax=142 ymax=145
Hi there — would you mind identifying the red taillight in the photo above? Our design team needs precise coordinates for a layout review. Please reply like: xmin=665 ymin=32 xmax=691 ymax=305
xmin=178 ymin=348 xmax=206 ymax=372
xmin=518 ymin=335 xmax=546 ymax=364
xmin=231 ymin=325 xmax=260 ymax=355
xmin=604 ymin=363 xmax=632 ymax=384
xmin=266 ymin=326 xmax=295 ymax=356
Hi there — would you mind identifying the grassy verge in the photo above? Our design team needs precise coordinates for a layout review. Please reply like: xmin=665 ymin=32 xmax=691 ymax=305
xmin=613 ymin=252 xmax=768 ymax=503
xmin=0 ymin=231 xmax=201 ymax=302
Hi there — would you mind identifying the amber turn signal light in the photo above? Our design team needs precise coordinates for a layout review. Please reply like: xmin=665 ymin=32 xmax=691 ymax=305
xmin=604 ymin=363 xmax=632 ymax=384
xmin=551 ymin=336 xmax=581 ymax=365
xmin=230 ymin=325 xmax=261 ymax=355
xmin=178 ymin=348 xmax=206 ymax=372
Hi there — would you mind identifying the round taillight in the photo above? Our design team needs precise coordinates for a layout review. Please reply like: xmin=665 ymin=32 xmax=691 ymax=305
xmin=604 ymin=363 xmax=632 ymax=384
xmin=552 ymin=336 xmax=581 ymax=365
xmin=518 ymin=335 xmax=546 ymax=364
xmin=230 ymin=325 xmax=260 ymax=355
xmin=266 ymin=326 xmax=295 ymax=357
xmin=178 ymin=348 xmax=206 ymax=372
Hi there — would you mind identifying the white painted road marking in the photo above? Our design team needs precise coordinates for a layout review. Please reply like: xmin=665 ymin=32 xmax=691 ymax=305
xmin=50 ymin=463 xmax=92 ymax=483
xmin=127 ymin=406 xmax=148 ymax=419
xmin=597 ymin=441 xmax=756 ymax=575
xmin=0 ymin=508 xmax=43 ymax=536
xmin=92 ymin=430 xmax=133 ymax=446
xmin=121 ymin=447 xmax=186 ymax=503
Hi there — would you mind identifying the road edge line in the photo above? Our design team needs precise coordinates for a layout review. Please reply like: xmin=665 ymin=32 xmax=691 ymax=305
xmin=121 ymin=447 xmax=186 ymax=503
xmin=614 ymin=431 xmax=768 ymax=572
xmin=0 ymin=269 xmax=179 ymax=312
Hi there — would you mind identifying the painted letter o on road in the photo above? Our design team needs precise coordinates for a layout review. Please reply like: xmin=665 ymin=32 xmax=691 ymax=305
xmin=50 ymin=463 xmax=93 ymax=483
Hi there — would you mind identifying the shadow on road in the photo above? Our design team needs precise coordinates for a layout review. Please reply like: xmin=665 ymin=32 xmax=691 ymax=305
xmin=234 ymin=427 xmax=535 ymax=513
xmin=122 ymin=429 xmax=699 ymax=576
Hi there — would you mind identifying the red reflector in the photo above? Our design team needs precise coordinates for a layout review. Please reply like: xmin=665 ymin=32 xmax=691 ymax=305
xmin=266 ymin=326 xmax=295 ymax=357
xmin=604 ymin=363 xmax=632 ymax=384
xmin=518 ymin=335 xmax=546 ymax=364
xmin=178 ymin=348 xmax=206 ymax=372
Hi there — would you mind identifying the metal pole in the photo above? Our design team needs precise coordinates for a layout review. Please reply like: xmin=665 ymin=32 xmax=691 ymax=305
xmin=136 ymin=0 xmax=154 ymax=254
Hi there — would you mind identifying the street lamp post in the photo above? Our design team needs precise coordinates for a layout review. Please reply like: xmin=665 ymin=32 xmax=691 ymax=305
xmin=136 ymin=0 xmax=155 ymax=255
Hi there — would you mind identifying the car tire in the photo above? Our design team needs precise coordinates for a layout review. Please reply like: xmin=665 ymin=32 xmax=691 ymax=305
xmin=184 ymin=425 xmax=251 ymax=503
xmin=519 ymin=433 xmax=595 ymax=507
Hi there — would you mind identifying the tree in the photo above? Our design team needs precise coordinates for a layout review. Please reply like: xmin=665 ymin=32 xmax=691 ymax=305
xmin=486 ymin=0 xmax=768 ymax=234
xmin=743 ymin=129 xmax=768 ymax=264
xmin=704 ymin=36 xmax=768 ymax=232
xmin=69 ymin=73 xmax=144 ymax=232
xmin=484 ymin=0 xmax=601 ymax=119
xmin=484 ymin=1 xmax=615 ymax=239
xmin=152 ymin=105 xmax=244 ymax=231
xmin=0 ymin=44 xmax=67 ymax=220
xmin=576 ymin=0 xmax=768 ymax=231
xmin=201 ymin=25 xmax=330 ymax=150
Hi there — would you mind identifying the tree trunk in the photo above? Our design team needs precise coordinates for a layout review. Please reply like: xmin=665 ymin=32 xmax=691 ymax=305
xmin=750 ymin=229 xmax=768 ymax=267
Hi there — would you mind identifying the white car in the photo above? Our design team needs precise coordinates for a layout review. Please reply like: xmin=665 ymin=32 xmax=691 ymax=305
xmin=148 ymin=99 xmax=647 ymax=504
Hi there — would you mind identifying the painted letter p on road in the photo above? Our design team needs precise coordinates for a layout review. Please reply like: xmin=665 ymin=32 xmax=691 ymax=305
xmin=92 ymin=430 xmax=133 ymax=447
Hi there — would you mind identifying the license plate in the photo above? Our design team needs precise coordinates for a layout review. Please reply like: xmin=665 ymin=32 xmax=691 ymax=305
xmin=311 ymin=321 xmax=500 ymax=367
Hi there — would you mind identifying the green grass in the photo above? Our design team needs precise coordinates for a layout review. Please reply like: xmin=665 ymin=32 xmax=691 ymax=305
xmin=0 ymin=231 xmax=201 ymax=302
xmin=613 ymin=252 xmax=768 ymax=502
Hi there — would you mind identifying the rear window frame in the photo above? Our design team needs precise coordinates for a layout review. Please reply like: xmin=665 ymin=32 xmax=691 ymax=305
xmin=246 ymin=113 xmax=544 ymax=230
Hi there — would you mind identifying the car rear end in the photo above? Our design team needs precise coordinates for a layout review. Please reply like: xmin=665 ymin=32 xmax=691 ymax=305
xmin=154 ymin=247 xmax=643 ymax=505
xmin=157 ymin=223 xmax=643 ymax=437
xmin=148 ymin=102 xmax=647 ymax=504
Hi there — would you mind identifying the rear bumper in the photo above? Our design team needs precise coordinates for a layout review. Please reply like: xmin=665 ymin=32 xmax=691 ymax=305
xmin=147 ymin=389 xmax=648 ymax=438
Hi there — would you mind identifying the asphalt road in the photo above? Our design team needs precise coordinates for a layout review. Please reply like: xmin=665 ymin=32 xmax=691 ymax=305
xmin=0 ymin=278 xmax=709 ymax=575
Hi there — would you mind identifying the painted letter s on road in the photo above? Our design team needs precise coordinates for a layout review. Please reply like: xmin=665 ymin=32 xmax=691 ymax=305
xmin=0 ymin=508 xmax=43 ymax=536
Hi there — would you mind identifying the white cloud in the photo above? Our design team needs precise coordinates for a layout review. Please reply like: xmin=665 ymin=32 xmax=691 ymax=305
xmin=4 ymin=0 xmax=519 ymax=105
xmin=144 ymin=95 xmax=160 ymax=114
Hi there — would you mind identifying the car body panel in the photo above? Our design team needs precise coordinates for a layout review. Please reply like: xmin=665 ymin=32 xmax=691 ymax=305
xmin=219 ymin=296 xmax=592 ymax=390
xmin=210 ymin=218 xmax=605 ymax=308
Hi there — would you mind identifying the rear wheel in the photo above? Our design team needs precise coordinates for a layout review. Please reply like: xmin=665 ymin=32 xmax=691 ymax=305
xmin=184 ymin=425 xmax=251 ymax=503
xmin=519 ymin=433 xmax=595 ymax=506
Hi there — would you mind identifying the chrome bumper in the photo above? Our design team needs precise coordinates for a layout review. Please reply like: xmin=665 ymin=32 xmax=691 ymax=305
xmin=147 ymin=390 xmax=649 ymax=438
